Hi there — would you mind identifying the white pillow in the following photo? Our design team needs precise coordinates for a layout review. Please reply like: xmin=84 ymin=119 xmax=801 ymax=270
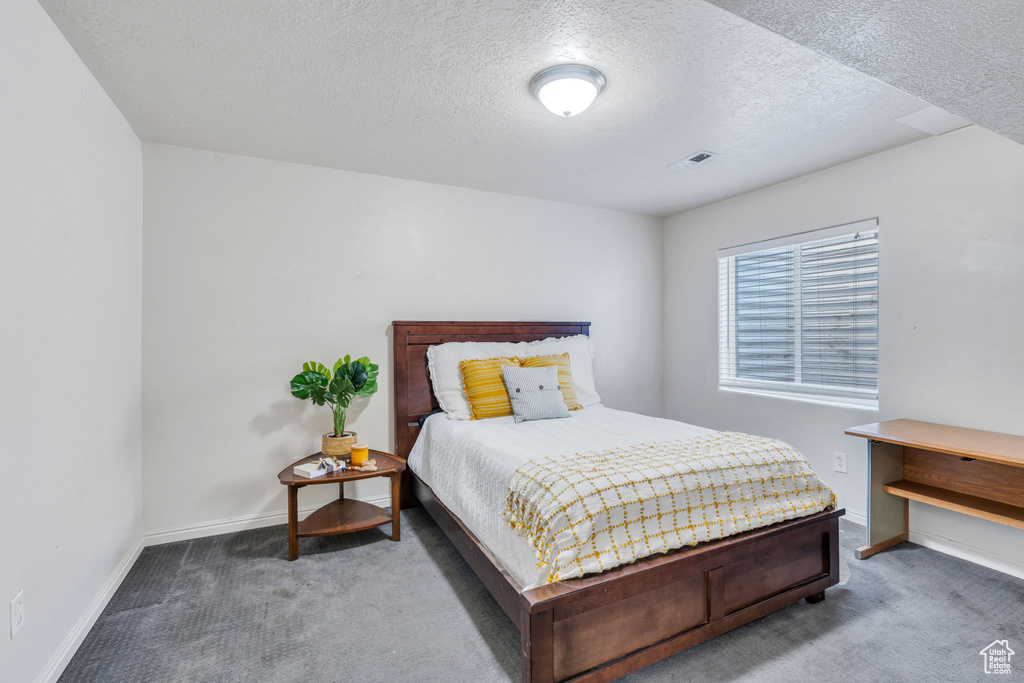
xmin=426 ymin=340 xmax=528 ymax=420
xmin=524 ymin=335 xmax=601 ymax=407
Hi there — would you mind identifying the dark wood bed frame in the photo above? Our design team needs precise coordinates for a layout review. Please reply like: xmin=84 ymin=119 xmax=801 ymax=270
xmin=393 ymin=321 xmax=844 ymax=683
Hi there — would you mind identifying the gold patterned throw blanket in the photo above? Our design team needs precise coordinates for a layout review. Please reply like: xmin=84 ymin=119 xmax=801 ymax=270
xmin=506 ymin=431 xmax=836 ymax=584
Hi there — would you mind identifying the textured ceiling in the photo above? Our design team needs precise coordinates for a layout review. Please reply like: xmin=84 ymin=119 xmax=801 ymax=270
xmin=38 ymin=0 xmax=944 ymax=216
xmin=707 ymin=0 xmax=1024 ymax=146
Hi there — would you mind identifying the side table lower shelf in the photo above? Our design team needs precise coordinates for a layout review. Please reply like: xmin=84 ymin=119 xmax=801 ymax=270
xmin=298 ymin=498 xmax=394 ymax=537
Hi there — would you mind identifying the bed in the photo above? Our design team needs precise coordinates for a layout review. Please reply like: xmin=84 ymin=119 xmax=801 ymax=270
xmin=393 ymin=320 xmax=844 ymax=683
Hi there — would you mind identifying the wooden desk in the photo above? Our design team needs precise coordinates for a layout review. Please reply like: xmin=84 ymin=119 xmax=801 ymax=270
xmin=846 ymin=419 xmax=1024 ymax=559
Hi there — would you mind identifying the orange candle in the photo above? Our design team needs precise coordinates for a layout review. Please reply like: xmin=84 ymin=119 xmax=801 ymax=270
xmin=350 ymin=443 xmax=369 ymax=466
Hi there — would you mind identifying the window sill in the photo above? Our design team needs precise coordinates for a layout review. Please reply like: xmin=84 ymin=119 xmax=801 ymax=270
xmin=719 ymin=385 xmax=879 ymax=411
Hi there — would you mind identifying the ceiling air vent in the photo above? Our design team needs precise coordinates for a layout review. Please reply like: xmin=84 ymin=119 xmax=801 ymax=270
xmin=669 ymin=151 xmax=717 ymax=170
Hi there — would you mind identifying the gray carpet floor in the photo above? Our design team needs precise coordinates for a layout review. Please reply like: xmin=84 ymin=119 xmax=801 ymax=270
xmin=59 ymin=508 xmax=1023 ymax=682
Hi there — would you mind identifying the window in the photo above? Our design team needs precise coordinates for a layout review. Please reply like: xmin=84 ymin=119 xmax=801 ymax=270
xmin=718 ymin=220 xmax=878 ymax=407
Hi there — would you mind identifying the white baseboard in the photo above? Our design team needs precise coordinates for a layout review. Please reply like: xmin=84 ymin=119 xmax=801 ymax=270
xmin=909 ymin=528 xmax=1024 ymax=581
xmin=35 ymin=494 xmax=392 ymax=682
xmin=36 ymin=535 xmax=145 ymax=683
xmin=143 ymin=494 xmax=392 ymax=546
xmin=840 ymin=507 xmax=866 ymax=527
xmin=838 ymin=506 xmax=1024 ymax=580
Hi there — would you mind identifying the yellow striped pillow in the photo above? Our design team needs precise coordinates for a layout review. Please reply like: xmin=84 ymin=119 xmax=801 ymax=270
xmin=460 ymin=357 xmax=522 ymax=420
xmin=521 ymin=353 xmax=581 ymax=410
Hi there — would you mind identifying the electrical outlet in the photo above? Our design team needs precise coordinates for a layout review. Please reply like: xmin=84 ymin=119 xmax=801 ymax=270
xmin=833 ymin=452 xmax=848 ymax=474
xmin=10 ymin=591 xmax=24 ymax=638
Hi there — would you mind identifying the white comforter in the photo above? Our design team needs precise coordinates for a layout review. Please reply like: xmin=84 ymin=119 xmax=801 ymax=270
xmin=408 ymin=406 xmax=714 ymax=590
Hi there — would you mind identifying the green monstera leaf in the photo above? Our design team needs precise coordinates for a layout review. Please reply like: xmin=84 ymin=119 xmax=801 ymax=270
xmin=348 ymin=360 xmax=369 ymax=391
xmin=353 ymin=356 xmax=379 ymax=397
xmin=332 ymin=355 xmax=351 ymax=379
xmin=301 ymin=361 xmax=331 ymax=381
xmin=329 ymin=371 xmax=355 ymax=408
xmin=290 ymin=370 xmax=330 ymax=405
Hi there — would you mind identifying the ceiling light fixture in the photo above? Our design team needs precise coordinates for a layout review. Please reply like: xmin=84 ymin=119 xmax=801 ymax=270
xmin=530 ymin=64 xmax=606 ymax=117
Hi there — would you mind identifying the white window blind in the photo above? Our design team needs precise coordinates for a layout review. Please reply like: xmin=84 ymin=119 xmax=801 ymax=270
xmin=718 ymin=220 xmax=878 ymax=405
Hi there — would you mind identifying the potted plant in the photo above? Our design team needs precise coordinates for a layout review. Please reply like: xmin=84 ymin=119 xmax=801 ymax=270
xmin=290 ymin=355 xmax=379 ymax=456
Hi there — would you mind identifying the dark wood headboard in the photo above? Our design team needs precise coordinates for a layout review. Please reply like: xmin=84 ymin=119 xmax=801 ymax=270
xmin=391 ymin=320 xmax=591 ymax=462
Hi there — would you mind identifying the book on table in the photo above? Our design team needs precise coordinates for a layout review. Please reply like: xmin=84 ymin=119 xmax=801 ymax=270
xmin=293 ymin=457 xmax=346 ymax=478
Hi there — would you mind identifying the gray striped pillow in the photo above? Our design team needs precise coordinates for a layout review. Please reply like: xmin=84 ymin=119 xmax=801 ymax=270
xmin=501 ymin=365 xmax=571 ymax=423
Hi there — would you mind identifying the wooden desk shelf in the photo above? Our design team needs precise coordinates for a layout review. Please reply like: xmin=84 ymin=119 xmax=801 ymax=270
xmin=846 ymin=419 xmax=1024 ymax=559
xmin=881 ymin=480 xmax=1024 ymax=530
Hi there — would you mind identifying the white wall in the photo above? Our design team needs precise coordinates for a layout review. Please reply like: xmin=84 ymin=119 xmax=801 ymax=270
xmin=664 ymin=124 xmax=1024 ymax=573
xmin=141 ymin=143 xmax=664 ymax=538
xmin=0 ymin=1 xmax=143 ymax=681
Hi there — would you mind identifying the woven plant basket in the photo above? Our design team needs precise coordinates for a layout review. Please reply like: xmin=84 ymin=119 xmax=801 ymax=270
xmin=322 ymin=431 xmax=357 ymax=456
